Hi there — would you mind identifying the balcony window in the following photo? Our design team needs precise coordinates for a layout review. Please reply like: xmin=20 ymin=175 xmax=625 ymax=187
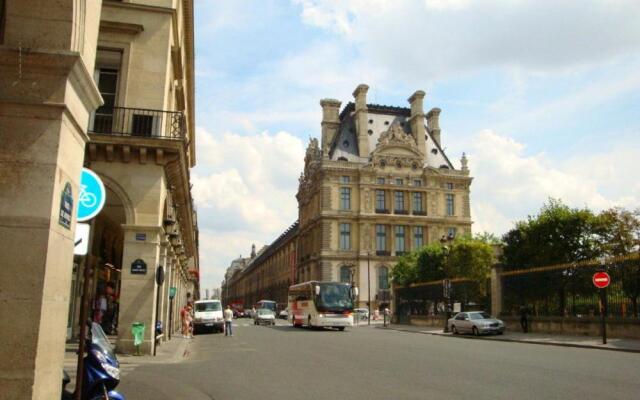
xmin=92 ymin=68 xmax=119 ymax=133
xmin=377 ymin=177 xmax=385 ymax=185
xmin=446 ymin=182 xmax=454 ymax=190
xmin=376 ymin=225 xmax=386 ymax=251
xmin=341 ymin=176 xmax=351 ymax=184
xmin=414 ymin=226 xmax=424 ymax=249
xmin=375 ymin=190 xmax=386 ymax=211
xmin=340 ymin=266 xmax=352 ymax=283
xmin=394 ymin=191 xmax=405 ymax=212
xmin=395 ymin=226 xmax=406 ymax=254
xmin=378 ymin=266 xmax=390 ymax=290
xmin=339 ymin=223 xmax=351 ymax=250
xmin=446 ymin=194 xmax=455 ymax=216
xmin=413 ymin=192 xmax=423 ymax=213
xmin=413 ymin=179 xmax=422 ymax=187
xmin=395 ymin=178 xmax=403 ymax=186
xmin=340 ymin=187 xmax=351 ymax=210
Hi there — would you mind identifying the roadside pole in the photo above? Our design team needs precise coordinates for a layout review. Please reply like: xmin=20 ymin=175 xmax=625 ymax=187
xmin=593 ymin=269 xmax=610 ymax=345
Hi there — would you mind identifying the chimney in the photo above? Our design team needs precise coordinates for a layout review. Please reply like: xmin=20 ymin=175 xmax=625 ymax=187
xmin=320 ymin=98 xmax=341 ymax=154
xmin=251 ymin=243 xmax=256 ymax=258
xmin=352 ymin=84 xmax=370 ymax=157
xmin=408 ymin=90 xmax=426 ymax=157
xmin=426 ymin=108 xmax=442 ymax=147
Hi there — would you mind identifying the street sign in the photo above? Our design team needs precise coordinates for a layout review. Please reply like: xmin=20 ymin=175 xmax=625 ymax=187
xmin=58 ymin=182 xmax=73 ymax=229
xmin=131 ymin=259 xmax=147 ymax=275
xmin=593 ymin=271 xmax=611 ymax=289
xmin=77 ymin=168 xmax=106 ymax=222
xmin=74 ymin=223 xmax=90 ymax=255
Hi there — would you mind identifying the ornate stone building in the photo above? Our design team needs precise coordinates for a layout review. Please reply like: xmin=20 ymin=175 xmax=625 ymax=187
xmin=296 ymin=84 xmax=472 ymax=310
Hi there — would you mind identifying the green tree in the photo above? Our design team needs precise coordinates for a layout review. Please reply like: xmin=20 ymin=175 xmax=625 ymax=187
xmin=595 ymin=207 xmax=640 ymax=317
xmin=415 ymin=244 xmax=446 ymax=282
xmin=390 ymin=252 xmax=418 ymax=287
xmin=447 ymin=237 xmax=494 ymax=297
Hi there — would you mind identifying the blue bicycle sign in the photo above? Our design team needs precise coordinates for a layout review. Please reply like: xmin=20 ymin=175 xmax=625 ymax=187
xmin=77 ymin=168 xmax=106 ymax=222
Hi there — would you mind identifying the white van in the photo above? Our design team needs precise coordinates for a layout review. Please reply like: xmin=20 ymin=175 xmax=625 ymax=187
xmin=193 ymin=299 xmax=224 ymax=334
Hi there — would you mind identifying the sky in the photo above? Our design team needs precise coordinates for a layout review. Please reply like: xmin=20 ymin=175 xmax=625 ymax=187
xmin=192 ymin=0 xmax=640 ymax=292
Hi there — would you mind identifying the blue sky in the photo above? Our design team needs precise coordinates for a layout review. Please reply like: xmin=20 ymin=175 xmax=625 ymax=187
xmin=192 ymin=0 xmax=640 ymax=291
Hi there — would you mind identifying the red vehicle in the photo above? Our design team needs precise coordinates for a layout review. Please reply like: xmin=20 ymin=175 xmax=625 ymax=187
xmin=230 ymin=301 xmax=245 ymax=318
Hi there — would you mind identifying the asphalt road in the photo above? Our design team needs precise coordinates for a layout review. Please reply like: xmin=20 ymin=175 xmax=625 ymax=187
xmin=118 ymin=320 xmax=640 ymax=400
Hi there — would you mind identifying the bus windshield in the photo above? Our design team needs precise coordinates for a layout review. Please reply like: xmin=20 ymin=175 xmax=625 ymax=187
xmin=316 ymin=283 xmax=353 ymax=312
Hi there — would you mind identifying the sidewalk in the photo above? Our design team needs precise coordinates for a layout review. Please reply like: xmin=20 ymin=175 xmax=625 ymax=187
xmin=381 ymin=324 xmax=640 ymax=353
xmin=63 ymin=335 xmax=192 ymax=394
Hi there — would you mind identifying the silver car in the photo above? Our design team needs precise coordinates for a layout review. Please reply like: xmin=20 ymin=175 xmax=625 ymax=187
xmin=254 ymin=308 xmax=276 ymax=326
xmin=448 ymin=311 xmax=505 ymax=336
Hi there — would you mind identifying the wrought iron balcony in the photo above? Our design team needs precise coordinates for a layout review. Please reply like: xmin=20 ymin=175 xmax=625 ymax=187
xmin=394 ymin=209 xmax=409 ymax=215
xmin=376 ymin=250 xmax=391 ymax=256
xmin=412 ymin=210 xmax=427 ymax=216
xmin=375 ymin=208 xmax=390 ymax=214
xmin=89 ymin=106 xmax=185 ymax=139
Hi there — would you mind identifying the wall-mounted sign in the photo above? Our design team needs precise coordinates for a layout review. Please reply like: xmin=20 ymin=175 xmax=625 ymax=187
xmin=58 ymin=182 xmax=73 ymax=229
xmin=169 ymin=287 xmax=177 ymax=299
xmin=131 ymin=259 xmax=147 ymax=275
xmin=77 ymin=168 xmax=106 ymax=222
xmin=135 ymin=233 xmax=146 ymax=241
xmin=74 ymin=223 xmax=90 ymax=256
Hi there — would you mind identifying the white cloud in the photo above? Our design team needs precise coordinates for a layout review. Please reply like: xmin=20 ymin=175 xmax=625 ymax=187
xmin=469 ymin=130 xmax=639 ymax=236
xmin=192 ymin=128 xmax=305 ymax=289
xmin=294 ymin=0 xmax=640 ymax=79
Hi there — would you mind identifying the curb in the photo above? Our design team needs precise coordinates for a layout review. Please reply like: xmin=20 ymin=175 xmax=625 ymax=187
xmin=381 ymin=326 xmax=640 ymax=354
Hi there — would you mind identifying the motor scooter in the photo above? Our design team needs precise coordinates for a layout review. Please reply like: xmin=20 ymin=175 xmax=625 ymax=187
xmin=63 ymin=322 xmax=126 ymax=400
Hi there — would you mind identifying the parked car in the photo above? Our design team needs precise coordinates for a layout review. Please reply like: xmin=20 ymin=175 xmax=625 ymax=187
xmin=354 ymin=308 xmax=369 ymax=320
xmin=447 ymin=311 xmax=505 ymax=336
xmin=279 ymin=309 xmax=288 ymax=320
xmin=254 ymin=308 xmax=276 ymax=326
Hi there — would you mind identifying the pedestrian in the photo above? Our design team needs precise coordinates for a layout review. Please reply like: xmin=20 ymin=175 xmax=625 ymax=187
xmin=181 ymin=304 xmax=191 ymax=338
xmin=519 ymin=303 xmax=530 ymax=333
xmin=224 ymin=305 xmax=234 ymax=336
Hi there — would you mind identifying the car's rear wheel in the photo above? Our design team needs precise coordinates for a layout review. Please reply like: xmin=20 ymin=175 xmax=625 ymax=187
xmin=472 ymin=326 xmax=479 ymax=336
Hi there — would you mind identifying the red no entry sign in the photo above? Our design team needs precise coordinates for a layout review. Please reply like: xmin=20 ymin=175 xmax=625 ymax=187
xmin=593 ymin=271 xmax=611 ymax=289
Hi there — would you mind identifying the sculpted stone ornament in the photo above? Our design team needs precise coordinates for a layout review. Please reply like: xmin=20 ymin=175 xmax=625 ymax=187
xmin=377 ymin=121 xmax=416 ymax=147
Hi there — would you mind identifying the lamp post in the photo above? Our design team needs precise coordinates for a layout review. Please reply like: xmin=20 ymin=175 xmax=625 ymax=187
xmin=440 ymin=235 xmax=453 ymax=333
xmin=367 ymin=251 xmax=371 ymax=326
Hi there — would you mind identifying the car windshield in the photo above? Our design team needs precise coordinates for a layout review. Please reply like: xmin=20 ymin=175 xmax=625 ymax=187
xmin=469 ymin=312 xmax=492 ymax=320
xmin=316 ymin=283 xmax=353 ymax=312
xmin=196 ymin=302 xmax=222 ymax=312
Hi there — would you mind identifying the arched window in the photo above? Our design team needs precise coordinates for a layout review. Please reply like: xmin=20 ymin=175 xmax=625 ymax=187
xmin=340 ymin=266 xmax=351 ymax=283
xmin=378 ymin=266 xmax=389 ymax=290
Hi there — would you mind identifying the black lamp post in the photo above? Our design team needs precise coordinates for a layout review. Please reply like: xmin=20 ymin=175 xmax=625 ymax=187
xmin=440 ymin=235 xmax=453 ymax=333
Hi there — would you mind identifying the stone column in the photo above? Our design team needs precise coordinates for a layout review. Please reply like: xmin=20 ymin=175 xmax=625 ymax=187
xmin=158 ymin=239 xmax=169 ymax=341
xmin=0 ymin=2 xmax=102 ymax=398
xmin=491 ymin=265 xmax=504 ymax=317
xmin=116 ymin=225 xmax=163 ymax=355
xmin=163 ymin=256 xmax=173 ymax=340
xmin=320 ymin=99 xmax=341 ymax=155
xmin=408 ymin=90 xmax=426 ymax=157
xmin=426 ymin=108 xmax=442 ymax=147
xmin=352 ymin=84 xmax=370 ymax=157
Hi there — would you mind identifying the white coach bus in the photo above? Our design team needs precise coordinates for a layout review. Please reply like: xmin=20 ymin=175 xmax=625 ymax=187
xmin=288 ymin=281 xmax=358 ymax=331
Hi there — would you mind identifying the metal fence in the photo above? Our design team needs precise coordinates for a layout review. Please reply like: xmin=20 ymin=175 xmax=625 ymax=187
xmin=395 ymin=278 xmax=491 ymax=320
xmin=501 ymin=253 xmax=640 ymax=319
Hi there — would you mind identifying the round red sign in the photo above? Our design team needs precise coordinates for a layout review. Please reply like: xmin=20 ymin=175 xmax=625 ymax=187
xmin=593 ymin=271 xmax=611 ymax=289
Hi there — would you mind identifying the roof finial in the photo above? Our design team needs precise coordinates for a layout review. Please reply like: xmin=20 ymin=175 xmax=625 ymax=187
xmin=461 ymin=152 xmax=469 ymax=171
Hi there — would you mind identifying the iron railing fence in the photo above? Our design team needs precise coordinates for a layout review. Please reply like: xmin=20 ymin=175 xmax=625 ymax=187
xmin=502 ymin=253 xmax=640 ymax=319
xmin=395 ymin=278 xmax=491 ymax=318
xmin=89 ymin=106 xmax=185 ymax=139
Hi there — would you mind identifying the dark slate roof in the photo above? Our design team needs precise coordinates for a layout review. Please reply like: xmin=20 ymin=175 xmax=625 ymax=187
xmin=339 ymin=102 xmax=411 ymax=120
xmin=243 ymin=221 xmax=299 ymax=274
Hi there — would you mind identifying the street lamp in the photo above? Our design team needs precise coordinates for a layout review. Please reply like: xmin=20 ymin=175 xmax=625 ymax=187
xmin=440 ymin=235 xmax=453 ymax=333
xmin=367 ymin=251 xmax=371 ymax=326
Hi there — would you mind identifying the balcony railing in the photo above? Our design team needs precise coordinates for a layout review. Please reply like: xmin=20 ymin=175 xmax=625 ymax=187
xmin=376 ymin=250 xmax=391 ymax=256
xmin=412 ymin=210 xmax=427 ymax=216
xmin=394 ymin=209 xmax=409 ymax=215
xmin=375 ymin=208 xmax=390 ymax=214
xmin=89 ymin=106 xmax=185 ymax=139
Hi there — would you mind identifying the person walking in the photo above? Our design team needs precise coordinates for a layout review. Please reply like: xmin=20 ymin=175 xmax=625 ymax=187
xmin=519 ymin=303 xmax=530 ymax=333
xmin=181 ymin=304 xmax=192 ymax=338
xmin=224 ymin=305 xmax=234 ymax=337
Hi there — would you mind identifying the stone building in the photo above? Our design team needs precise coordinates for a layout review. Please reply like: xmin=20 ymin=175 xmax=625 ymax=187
xmin=222 ymin=223 xmax=298 ymax=310
xmin=296 ymin=84 xmax=472 ymax=310
xmin=0 ymin=1 xmax=198 ymax=397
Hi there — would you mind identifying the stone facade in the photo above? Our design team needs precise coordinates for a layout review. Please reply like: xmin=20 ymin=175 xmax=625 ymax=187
xmin=0 ymin=1 xmax=198 ymax=397
xmin=297 ymin=84 xmax=473 ymax=310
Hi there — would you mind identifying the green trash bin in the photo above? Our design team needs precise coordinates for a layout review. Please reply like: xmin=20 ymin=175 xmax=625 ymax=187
xmin=131 ymin=322 xmax=145 ymax=355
